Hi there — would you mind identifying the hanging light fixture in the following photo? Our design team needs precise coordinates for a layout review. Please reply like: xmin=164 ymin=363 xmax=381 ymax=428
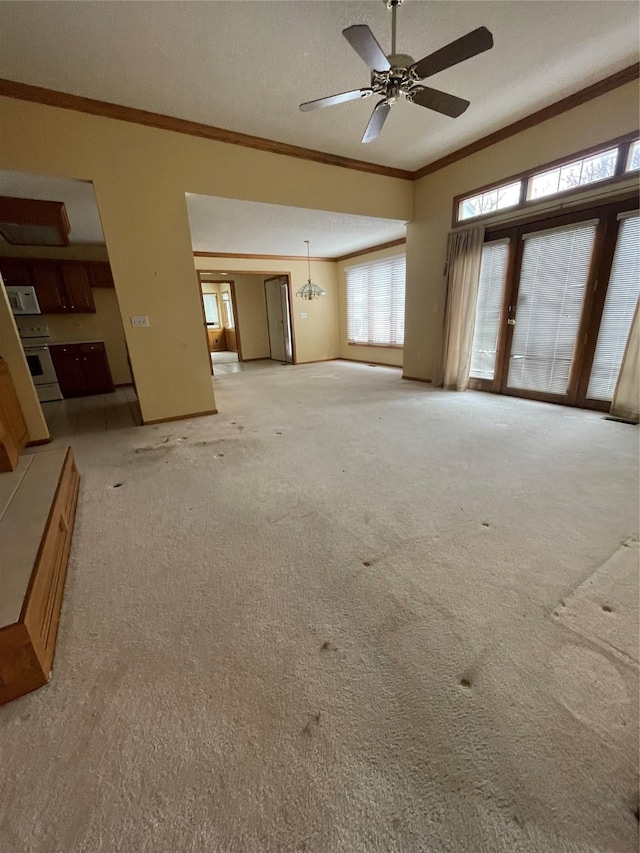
xmin=296 ymin=240 xmax=326 ymax=300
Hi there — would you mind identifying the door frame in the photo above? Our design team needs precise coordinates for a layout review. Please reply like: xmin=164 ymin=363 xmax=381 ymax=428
xmin=195 ymin=272 xmax=243 ymax=371
xmin=469 ymin=193 xmax=639 ymax=410
xmin=264 ymin=274 xmax=295 ymax=364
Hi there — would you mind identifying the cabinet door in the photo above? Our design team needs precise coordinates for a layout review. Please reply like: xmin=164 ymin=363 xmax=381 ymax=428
xmin=0 ymin=258 xmax=32 ymax=287
xmin=79 ymin=343 xmax=114 ymax=394
xmin=49 ymin=345 xmax=86 ymax=397
xmin=61 ymin=264 xmax=95 ymax=313
xmin=30 ymin=262 xmax=67 ymax=313
xmin=87 ymin=262 xmax=114 ymax=288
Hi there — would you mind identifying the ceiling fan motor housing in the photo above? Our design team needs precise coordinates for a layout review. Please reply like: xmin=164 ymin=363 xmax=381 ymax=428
xmin=372 ymin=55 xmax=418 ymax=104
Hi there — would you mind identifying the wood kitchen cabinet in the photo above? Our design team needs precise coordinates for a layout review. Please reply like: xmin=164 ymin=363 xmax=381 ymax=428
xmin=1 ymin=257 xmax=113 ymax=310
xmin=87 ymin=262 xmax=115 ymax=288
xmin=0 ymin=258 xmax=32 ymax=288
xmin=30 ymin=261 xmax=95 ymax=314
xmin=49 ymin=341 xmax=114 ymax=397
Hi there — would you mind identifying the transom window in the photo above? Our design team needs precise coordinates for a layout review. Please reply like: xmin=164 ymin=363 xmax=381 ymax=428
xmin=346 ymin=254 xmax=406 ymax=347
xmin=456 ymin=133 xmax=639 ymax=224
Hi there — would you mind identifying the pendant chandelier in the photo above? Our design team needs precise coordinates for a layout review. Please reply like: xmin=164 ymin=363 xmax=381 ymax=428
xmin=296 ymin=240 xmax=326 ymax=300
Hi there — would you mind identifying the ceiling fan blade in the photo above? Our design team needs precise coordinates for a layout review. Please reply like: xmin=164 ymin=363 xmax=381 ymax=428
xmin=410 ymin=86 xmax=470 ymax=118
xmin=343 ymin=25 xmax=391 ymax=72
xmin=411 ymin=26 xmax=494 ymax=79
xmin=299 ymin=88 xmax=372 ymax=112
xmin=361 ymin=100 xmax=391 ymax=144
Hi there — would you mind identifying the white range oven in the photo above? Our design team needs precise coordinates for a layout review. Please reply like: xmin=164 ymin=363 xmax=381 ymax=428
xmin=15 ymin=317 xmax=63 ymax=402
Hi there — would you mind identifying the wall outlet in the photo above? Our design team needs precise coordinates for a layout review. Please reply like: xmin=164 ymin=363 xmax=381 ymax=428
xmin=300 ymin=312 xmax=308 ymax=319
xmin=130 ymin=315 xmax=150 ymax=327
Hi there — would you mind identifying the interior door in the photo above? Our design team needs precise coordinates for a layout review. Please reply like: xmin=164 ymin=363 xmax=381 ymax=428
xmin=265 ymin=276 xmax=293 ymax=363
xmin=502 ymin=220 xmax=597 ymax=401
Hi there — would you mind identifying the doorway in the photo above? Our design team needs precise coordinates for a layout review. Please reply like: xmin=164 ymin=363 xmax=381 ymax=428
xmin=264 ymin=275 xmax=294 ymax=364
xmin=197 ymin=272 xmax=241 ymax=375
xmin=469 ymin=196 xmax=639 ymax=409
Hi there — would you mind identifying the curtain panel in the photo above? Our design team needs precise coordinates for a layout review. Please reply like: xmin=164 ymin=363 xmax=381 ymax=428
xmin=610 ymin=299 xmax=639 ymax=423
xmin=433 ymin=225 xmax=485 ymax=391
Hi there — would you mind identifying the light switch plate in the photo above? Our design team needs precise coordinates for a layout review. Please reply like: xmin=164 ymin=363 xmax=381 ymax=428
xmin=131 ymin=315 xmax=150 ymax=327
xmin=300 ymin=312 xmax=308 ymax=319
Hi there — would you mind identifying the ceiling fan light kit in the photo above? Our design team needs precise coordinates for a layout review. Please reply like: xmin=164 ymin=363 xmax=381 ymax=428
xmin=296 ymin=240 xmax=326 ymax=301
xmin=300 ymin=0 xmax=493 ymax=143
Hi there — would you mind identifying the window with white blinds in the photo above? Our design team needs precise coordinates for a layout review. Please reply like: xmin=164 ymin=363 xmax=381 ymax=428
xmin=507 ymin=221 xmax=596 ymax=395
xmin=470 ymin=240 xmax=509 ymax=380
xmin=346 ymin=254 xmax=406 ymax=346
xmin=587 ymin=213 xmax=640 ymax=401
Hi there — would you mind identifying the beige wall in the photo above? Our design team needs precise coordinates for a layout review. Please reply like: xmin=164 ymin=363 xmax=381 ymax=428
xmin=337 ymin=243 xmax=406 ymax=368
xmin=231 ymin=275 xmax=270 ymax=360
xmin=195 ymin=257 xmax=339 ymax=363
xmin=0 ymin=96 xmax=411 ymax=423
xmin=404 ymin=80 xmax=640 ymax=381
xmin=0 ymin=282 xmax=49 ymax=442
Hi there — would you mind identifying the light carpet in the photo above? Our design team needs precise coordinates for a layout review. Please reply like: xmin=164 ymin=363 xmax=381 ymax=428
xmin=1 ymin=362 xmax=638 ymax=853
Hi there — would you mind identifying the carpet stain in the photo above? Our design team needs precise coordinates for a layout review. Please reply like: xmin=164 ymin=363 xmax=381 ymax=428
xmin=320 ymin=641 xmax=337 ymax=652
xmin=302 ymin=712 xmax=321 ymax=736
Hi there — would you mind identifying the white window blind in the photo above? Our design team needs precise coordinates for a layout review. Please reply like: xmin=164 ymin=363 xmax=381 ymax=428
xmin=346 ymin=254 xmax=406 ymax=346
xmin=470 ymin=239 xmax=510 ymax=380
xmin=203 ymin=293 xmax=219 ymax=325
xmin=507 ymin=221 xmax=596 ymax=395
xmin=588 ymin=212 xmax=640 ymax=401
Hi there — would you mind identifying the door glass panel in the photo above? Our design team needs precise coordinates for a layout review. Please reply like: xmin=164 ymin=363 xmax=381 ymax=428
xmin=587 ymin=213 xmax=640 ymax=401
xmin=507 ymin=221 xmax=596 ymax=395
xmin=470 ymin=239 xmax=510 ymax=380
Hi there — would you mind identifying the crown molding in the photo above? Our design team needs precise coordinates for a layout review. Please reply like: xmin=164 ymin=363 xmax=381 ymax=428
xmin=1 ymin=64 xmax=637 ymax=185
xmin=334 ymin=238 xmax=406 ymax=262
xmin=194 ymin=251 xmax=329 ymax=262
xmin=413 ymin=63 xmax=640 ymax=180
xmin=0 ymin=79 xmax=413 ymax=181
xmin=194 ymin=239 xmax=407 ymax=264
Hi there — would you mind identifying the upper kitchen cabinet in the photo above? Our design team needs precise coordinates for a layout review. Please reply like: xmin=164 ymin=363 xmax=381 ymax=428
xmin=60 ymin=263 xmax=95 ymax=312
xmin=0 ymin=258 xmax=32 ymax=288
xmin=29 ymin=261 xmax=96 ymax=314
xmin=87 ymin=262 xmax=115 ymax=288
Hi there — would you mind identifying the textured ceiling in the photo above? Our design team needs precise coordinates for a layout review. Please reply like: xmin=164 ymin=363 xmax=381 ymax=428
xmin=0 ymin=171 xmax=105 ymax=244
xmin=186 ymin=194 xmax=406 ymax=257
xmin=0 ymin=2 xmax=637 ymax=171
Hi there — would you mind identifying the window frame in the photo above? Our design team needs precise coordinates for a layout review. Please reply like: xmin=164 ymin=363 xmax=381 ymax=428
xmin=345 ymin=253 xmax=406 ymax=348
xmin=453 ymin=131 xmax=639 ymax=227
xmin=467 ymin=193 xmax=639 ymax=413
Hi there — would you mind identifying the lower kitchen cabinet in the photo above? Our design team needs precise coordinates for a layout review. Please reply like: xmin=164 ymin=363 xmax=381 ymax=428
xmin=49 ymin=341 xmax=115 ymax=398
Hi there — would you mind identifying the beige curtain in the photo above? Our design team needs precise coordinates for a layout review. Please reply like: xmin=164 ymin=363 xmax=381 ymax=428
xmin=610 ymin=299 xmax=639 ymax=423
xmin=433 ymin=225 xmax=485 ymax=390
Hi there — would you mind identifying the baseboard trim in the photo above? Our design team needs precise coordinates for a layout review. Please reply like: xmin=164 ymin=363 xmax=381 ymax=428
xmin=143 ymin=408 xmax=218 ymax=425
xmin=339 ymin=357 xmax=402 ymax=369
xmin=26 ymin=437 xmax=52 ymax=447
xmin=402 ymin=375 xmax=432 ymax=383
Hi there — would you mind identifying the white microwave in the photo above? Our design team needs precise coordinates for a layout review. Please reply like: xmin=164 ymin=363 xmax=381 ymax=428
xmin=6 ymin=285 xmax=41 ymax=315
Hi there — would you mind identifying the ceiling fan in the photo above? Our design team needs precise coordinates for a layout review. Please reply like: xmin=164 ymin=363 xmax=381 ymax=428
xmin=299 ymin=0 xmax=493 ymax=143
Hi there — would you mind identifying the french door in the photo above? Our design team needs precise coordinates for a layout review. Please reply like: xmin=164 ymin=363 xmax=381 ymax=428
xmin=469 ymin=196 xmax=639 ymax=410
